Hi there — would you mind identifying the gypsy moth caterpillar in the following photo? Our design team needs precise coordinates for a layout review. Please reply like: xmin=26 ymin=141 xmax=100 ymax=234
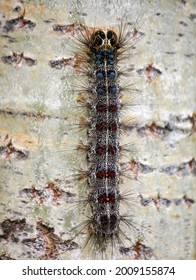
xmin=50 ymin=15 xmax=152 ymax=259
xmin=0 ymin=0 xmax=195 ymax=260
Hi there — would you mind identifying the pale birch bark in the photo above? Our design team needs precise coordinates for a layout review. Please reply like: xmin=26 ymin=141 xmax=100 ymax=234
xmin=0 ymin=0 xmax=195 ymax=259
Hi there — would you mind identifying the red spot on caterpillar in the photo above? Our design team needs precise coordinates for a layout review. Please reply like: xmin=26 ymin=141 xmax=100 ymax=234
xmin=110 ymin=215 xmax=117 ymax=225
xmin=98 ymin=195 xmax=105 ymax=203
xmin=96 ymin=171 xmax=104 ymax=179
xmin=96 ymin=170 xmax=116 ymax=179
xmin=109 ymin=194 xmax=116 ymax=203
xmin=108 ymin=145 xmax=117 ymax=155
xmin=96 ymin=103 xmax=107 ymax=112
xmin=48 ymin=22 xmax=153 ymax=258
xmin=96 ymin=122 xmax=106 ymax=131
xmin=95 ymin=145 xmax=117 ymax=155
xmin=109 ymin=123 xmax=117 ymax=131
xmin=98 ymin=193 xmax=116 ymax=204
xmin=109 ymin=104 xmax=118 ymax=112
xmin=96 ymin=146 xmax=106 ymax=155
xmin=108 ymin=170 xmax=116 ymax=178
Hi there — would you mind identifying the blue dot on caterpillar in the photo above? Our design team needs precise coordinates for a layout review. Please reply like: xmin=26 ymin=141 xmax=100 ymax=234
xmin=47 ymin=21 xmax=149 ymax=258
xmin=72 ymin=26 xmax=141 ymax=258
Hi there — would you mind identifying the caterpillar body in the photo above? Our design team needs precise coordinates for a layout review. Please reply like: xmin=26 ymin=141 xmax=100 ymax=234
xmin=63 ymin=25 xmax=145 ymax=258
xmin=0 ymin=0 xmax=195 ymax=261
xmin=76 ymin=28 xmax=132 ymax=254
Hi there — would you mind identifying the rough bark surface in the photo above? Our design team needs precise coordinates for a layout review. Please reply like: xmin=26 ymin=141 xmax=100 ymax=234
xmin=0 ymin=0 xmax=195 ymax=259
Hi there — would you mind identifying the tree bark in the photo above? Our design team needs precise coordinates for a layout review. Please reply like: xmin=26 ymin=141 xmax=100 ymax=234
xmin=0 ymin=0 xmax=195 ymax=259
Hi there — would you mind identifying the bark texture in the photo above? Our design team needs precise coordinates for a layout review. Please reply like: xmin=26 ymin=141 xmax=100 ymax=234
xmin=0 ymin=0 xmax=195 ymax=259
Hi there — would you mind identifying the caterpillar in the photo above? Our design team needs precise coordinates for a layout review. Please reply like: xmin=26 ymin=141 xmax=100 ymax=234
xmin=0 ymin=0 xmax=195 ymax=260
xmin=45 ymin=22 xmax=147 ymax=259
xmin=68 ymin=26 xmax=141 ymax=257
